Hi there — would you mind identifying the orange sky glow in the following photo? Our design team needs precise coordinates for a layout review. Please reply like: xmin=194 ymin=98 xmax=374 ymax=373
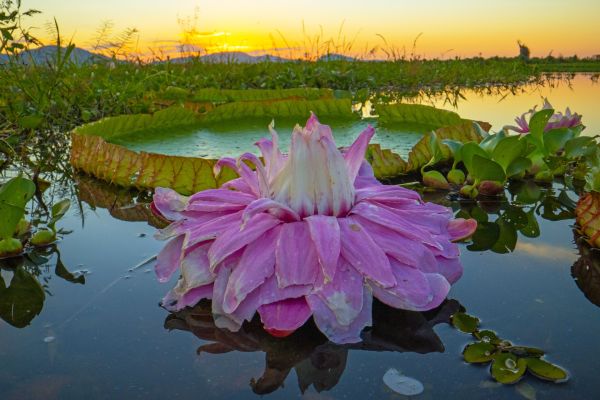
xmin=25 ymin=0 xmax=600 ymax=60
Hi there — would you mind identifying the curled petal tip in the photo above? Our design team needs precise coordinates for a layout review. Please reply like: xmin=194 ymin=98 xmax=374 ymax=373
xmin=448 ymin=218 xmax=478 ymax=241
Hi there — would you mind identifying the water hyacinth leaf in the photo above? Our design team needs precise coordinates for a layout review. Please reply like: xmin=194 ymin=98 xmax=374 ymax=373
xmin=474 ymin=329 xmax=501 ymax=344
xmin=382 ymin=368 xmax=424 ymax=396
xmin=471 ymin=155 xmax=506 ymax=183
xmin=528 ymin=109 xmax=554 ymax=140
xmin=492 ymin=136 xmax=524 ymax=171
xmin=525 ymin=358 xmax=568 ymax=382
xmin=544 ymin=128 xmax=574 ymax=155
xmin=480 ymin=131 xmax=506 ymax=154
xmin=461 ymin=142 xmax=489 ymax=173
xmin=490 ymin=353 xmax=527 ymax=384
xmin=451 ymin=312 xmax=480 ymax=333
xmin=463 ymin=342 xmax=497 ymax=363
xmin=0 ymin=176 xmax=36 ymax=239
xmin=467 ymin=222 xmax=500 ymax=251
xmin=564 ymin=136 xmax=597 ymax=159
xmin=0 ymin=267 xmax=45 ymax=328
xmin=508 ymin=346 xmax=545 ymax=358
xmin=49 ymin=198 xmax=71 ymax=230
xmin=506 ymin=157 xmax=532 ymax=179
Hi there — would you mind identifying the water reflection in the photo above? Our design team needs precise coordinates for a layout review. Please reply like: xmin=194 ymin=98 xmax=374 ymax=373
xmin=0 ymin=245 xmax=84 ymax=328
xmin=165 ymin=299 xmax=460 ymax=395
xmin=572 ymin=233 xmax=600 ymax=308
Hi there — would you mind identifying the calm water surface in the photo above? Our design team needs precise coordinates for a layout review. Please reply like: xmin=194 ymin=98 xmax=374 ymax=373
xmin=1 ymin=75 xmax=599 ymax=399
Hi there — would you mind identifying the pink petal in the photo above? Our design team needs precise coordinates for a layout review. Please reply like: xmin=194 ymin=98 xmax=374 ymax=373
xmin=344 ymin=125 xmax=375 ymax=184
xmin=161 ymin=282 xmax=213 ymax=312
xmin=434 ymin=256 xmax=463 ymax=284
xmin=152 ymin=187 xmax=189 ymax=221
xmin=186 ymin=211 xmax=244 ymax=247
xmin=208 ymin=213 xmax=280 ymax=269
xmin=338 ymin=217 xmax=396 ymax=288
xmin=189 ymin=189 xmax=256 ymax=205
xmin=211 ymin=267 xmax=243 ymax=331
xmin=242 ymin=198 xmax=300 ymax=224
xmin=186 ymin=200 xmax=247 ymax=213
xmin=370 ymin=259 xmax=450 ymax=311
xmin=155 ymin=234 xmax=185 ymax=283
xmin=181 ymin=242 xmax=214 ymax=288
xmin=354 ymin=215 xmax=437 ymax=270
xmin=307 ymin=285 xmax=373 ymax=344
xmin=349 ymin=202 xmax=443 ymax=250
xmin=214 ymin=157 xmax=259 ymax=197
xmin=314 ymin=259 xmax=364 ymax=326
xmin=257 ymin=274 xmax=311 ymax=305
xmin=258 ymin=297 xmax=312 ymax=331
xmin=305 ymin=215 xmax=341 ymax=282
xmin=447 ymin=218 xmax=477 ymax=241
xmin=223 ymin=226 xmax=280 ymax=313
xmin=275 ymin=221 xmax=319 ymax=287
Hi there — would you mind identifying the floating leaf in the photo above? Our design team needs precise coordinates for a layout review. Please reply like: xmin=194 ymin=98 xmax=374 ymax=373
xmin=490 ymin=353 xmax=527 ymax=384
xmin=377 ymin=103 xmax=462 ymax=126
xmin=474 ymin=330 xmax=501 ymax=344
xmin=463 ymin=342 xmax=497 ymax=363
xmin=451 ymin=312 xmax=480 ymax=333
xmin=382 ymin=368 xmax=424 ymax=396
xmin=506 ymin=157 xmax=532 ymax=179
xmin=525 ymin=358 xmax=568 ymax=382
xmin=49 ymin=198 xmax=71 ymax=231
xmin=461 ymin=142 xmax=489 ymax=173
xmin=564 ymin=136 xmax=596 ymax=159
xmin=365 ymin=144 xmax=407 ymax=179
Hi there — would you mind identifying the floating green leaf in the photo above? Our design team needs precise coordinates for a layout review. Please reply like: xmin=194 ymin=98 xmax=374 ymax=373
xmin=544 ymin=128 xmax=574 ymax=155
xmin=490 ymin=353 xmax=527 ymax=384
xmin=471 ymin=155 xmax=506 ymax=183
xmin=451 ymin=312 xmax=480 ymax=333
xmin=525 ymin=358 xmax=569 ymax=382
xmin=377 ymin=103 xmax=462 ymax=126
xmin=474 ymin=330 xmax=501 ymax=344
xmin=463 ymin=342 xmax=497 ymax=363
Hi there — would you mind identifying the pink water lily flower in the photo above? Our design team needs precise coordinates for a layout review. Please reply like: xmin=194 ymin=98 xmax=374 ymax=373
xmin=152 ymin=114 xmax=476 ymax=344
xmin=506 ymin=99 xmax=583 ymax=135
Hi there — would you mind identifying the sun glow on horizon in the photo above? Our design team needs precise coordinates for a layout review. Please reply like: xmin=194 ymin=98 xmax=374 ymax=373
xmin=22 ymin=0 xmax=600 ymax=60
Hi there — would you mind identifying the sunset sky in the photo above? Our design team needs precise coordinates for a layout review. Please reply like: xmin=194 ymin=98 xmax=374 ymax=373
xmin=25 ymin=0 xmax=600 ymax=59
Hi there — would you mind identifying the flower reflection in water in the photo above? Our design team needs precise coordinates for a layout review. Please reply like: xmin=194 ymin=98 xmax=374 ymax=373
xmin=164 ymin=299 xmax=460 ymax=395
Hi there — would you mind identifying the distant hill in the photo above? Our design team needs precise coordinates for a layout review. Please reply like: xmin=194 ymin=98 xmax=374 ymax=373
xmin=317 ymin=53 xmax=357 ymax=62
xmin=0 ymin=45 xmax=110 ymax=65
xmin=164 ymin=51 xmax=293 ymax=64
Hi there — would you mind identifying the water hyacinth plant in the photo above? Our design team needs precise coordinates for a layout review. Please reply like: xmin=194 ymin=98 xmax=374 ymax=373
xmin=152 ymin=114 xmax=477 ymax=343
xmin=506 ymin=99 xmax=583 ymax=135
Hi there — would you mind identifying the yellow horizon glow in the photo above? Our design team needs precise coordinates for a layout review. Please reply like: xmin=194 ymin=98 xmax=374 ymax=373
xmin=23 ymin=0 xmax=600 ymax=60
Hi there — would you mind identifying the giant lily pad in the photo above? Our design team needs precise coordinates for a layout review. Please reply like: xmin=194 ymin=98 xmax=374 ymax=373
xmin=71 ymin=92 xmax=486 ymax=193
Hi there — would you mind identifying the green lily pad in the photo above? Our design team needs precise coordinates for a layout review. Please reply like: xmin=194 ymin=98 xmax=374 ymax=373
xmin=451 ymin=312 xmax=480 ymax=333
xmin=490 ymin=353 xmax=527 ymax=384
xmin=508 ymin=346 xmax=545 ymax=358
xmin=463 ymin=342 xmax=497 ymax=363
xmin=525 ymin=358 xmax=569 ymax=382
